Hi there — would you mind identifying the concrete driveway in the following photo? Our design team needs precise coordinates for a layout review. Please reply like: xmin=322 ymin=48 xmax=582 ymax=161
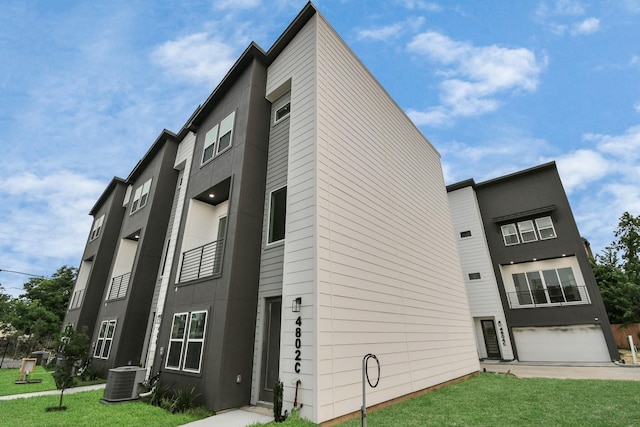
xmin=480 ymin=360 xmax=640 ymax=381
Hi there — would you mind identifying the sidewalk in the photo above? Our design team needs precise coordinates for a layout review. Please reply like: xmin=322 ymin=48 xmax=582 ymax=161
xmin=0 ymin=383 xmax=107 ymax=401
xmin=480 ymin=360 xmax=640 ymax=381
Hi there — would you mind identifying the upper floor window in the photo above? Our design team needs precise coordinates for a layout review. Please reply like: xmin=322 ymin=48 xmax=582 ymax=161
xmin=460 ymin=230 xmax=472 ymax=238
xmin=89 ymin=215 xmax=105 ymax=241
xmin=510 ymin=267 xmax=584 ymax=307
xmin=268 ymin=186 xmax=287 ymax=244
xmin=275 ymin=102 xmax=290 ymax=123
xmin=131 ymin=179 xmax=152 ymax=214
xmin=202 ymin=111 xmax=236 ymax=164
xmin=501 ymin=216 xmax=556 ymax=246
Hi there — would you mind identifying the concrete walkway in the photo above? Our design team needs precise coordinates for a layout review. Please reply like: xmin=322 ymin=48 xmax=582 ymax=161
xmin=0 ymin=383 xmax=107 ymax=400
xmin=480 ymin=360 xmax=640 ymax=381
xmin=179 ymin=406 xmax=273 ymax=427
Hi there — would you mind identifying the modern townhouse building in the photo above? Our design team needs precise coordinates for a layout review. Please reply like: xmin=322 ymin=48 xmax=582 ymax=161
xmin=66 ymin=3 xmax=480 ymax=424
xmin=447 ymin=162 xmax=618 ymax=363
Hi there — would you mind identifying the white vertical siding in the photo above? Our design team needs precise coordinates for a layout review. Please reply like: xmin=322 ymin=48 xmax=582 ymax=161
xmin=266 ymin=15 xmax=319 ymax=421
xmin=314 ymin=14 xmax=478 ymax=423
xmin=144 ymin=131 xmax=195 ymax=372
xmin=447 ymin=186 xmax=514 ymax=359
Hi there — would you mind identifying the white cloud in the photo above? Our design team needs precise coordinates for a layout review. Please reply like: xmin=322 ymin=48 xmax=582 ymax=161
xmin=535 ymin=0 xmax=585 ymax=20
xmin=571 ymin=17 xmax=600 ymax=35
xmin=214 ymin=0 xmax=261 ymax=10
xmin=357 ymin=23 xmax=405 ymax=41
xmin=399 ymin=0 xmax=442 ymax=11
xmin=407 ymin=107 xmax=450 ymax=126
xmin=585 ymin=125 xmax=640 ymax=159
xmin=152 ymin=32 xmax=239 ymax=87
xmin=555 ymin=149 xmax=610 ymax=192
xmin=407 ymin=32 xmax=545 ymax=124
xmin=634 ymin=101 xmax=640 ymax=113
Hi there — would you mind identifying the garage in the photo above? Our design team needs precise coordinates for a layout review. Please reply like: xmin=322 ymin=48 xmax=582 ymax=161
xmin=512 ymin=325 xmax=612 ymax=362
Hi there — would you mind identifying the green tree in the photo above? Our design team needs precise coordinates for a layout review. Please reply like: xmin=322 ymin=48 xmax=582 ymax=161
xmin=594 ymin=213 xmax=640 ymax=325
xmin=7 ymin=266 xmax=76 ymax=349
xmin=50 ymin=327 xmax=89 ymax=411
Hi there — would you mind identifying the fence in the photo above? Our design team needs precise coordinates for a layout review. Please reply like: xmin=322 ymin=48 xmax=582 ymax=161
xmin=610 ymin=323 xmax=640 ymax=349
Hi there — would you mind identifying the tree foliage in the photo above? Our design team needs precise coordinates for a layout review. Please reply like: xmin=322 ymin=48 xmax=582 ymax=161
xmin=594 ymin=212 xmax=640 ymax=325
xmin=51 ymin=327 xmax=90 ymax=410
xmin=5 ymin=266 xmax=76 ymax=348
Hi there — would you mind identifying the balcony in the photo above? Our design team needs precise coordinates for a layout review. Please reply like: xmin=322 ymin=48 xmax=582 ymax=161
xmin=107 ymin=272 xmax=131 ymax=300
xmin=507 ymin=285 xmax=591 ymax=309
xmin=179 ymin=239 xmax=224 ymax=283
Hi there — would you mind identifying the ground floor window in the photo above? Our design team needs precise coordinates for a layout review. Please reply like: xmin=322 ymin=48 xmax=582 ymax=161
xmin=165 ymin=310 xmax=207 ymax=373
xmin=94 ymin=320 xmax=116 ymax=359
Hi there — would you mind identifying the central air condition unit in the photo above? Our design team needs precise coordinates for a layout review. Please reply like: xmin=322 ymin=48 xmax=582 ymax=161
xmin=101 ymin=366 xmax=147 ymax=403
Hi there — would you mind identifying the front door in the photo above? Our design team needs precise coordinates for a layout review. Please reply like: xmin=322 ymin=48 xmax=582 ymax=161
xmin=259 ymin=297 xmax=282 ymax=402
xmin=481 ymin=319 xmax=501 ymax=359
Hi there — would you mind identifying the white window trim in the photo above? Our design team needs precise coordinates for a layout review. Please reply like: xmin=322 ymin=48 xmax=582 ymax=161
xmin=89 ymin=215 xmax=105 ymax=241
xmin=216 ymin=111 xmax=235 ymax=155
xmin=517 ymin=220 xmax=538 ymax=243
xmin=501 ymin=224 xmax=520 ymax=246
xmin=131 ymin=178 xmax=152 ymax=215
xmin=266 ymin=185 xmax=287 ymax=246
xmin=165 ymin=311 xmax=207 ymax=372
xmin=94 ymin=320 xmax=117 ymax=359
xmin=274 ymin=102 xmax=291 ymax=124
xmin=201 ymin=111 xmax=236 ymax=165
xmin=536 ymin=216 xmax=557 ymax=240
xmin=202 ymin=124 xmax=219 ymax=165
xmin=183 ymin=310 xmax=208 ymax=373
xmin=165 ymin=312 xmax=188 ymax=371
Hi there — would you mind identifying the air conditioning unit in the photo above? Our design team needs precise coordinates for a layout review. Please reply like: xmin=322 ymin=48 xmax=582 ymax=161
xmin=101 ymin=366 xmax=147 ymax=403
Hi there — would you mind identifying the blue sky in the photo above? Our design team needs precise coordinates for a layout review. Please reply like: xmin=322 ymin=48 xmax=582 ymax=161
xmin=1 ymin=0 xmax=639 ymax=297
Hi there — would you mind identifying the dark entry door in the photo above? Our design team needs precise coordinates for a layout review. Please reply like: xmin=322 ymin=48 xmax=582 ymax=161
xmin=259 ymin=297 xmax=282 ymax=402
xmin=481 ymin=319 xmax=501 ymax=359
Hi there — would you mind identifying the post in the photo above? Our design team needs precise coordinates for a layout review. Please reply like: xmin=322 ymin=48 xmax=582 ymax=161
xmin=629 ymin=335 xmax=637 ymax=365
xmin=361 ymin=355 xmax=368 ymax=427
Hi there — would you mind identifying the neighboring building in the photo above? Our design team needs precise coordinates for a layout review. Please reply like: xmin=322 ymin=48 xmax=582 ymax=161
xmin=65 ymin=3 xmax=480 ymax=424
xmin=447 ymin=162 xmax=618 ymax=363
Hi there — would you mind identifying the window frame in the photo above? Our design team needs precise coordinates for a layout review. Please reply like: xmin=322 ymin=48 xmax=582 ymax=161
xmin=93 ymin=319 xmax=116 ymax=359
xmin=460 ymin=230 xmax=472 ymax=238
xmin=535 ymin=216 xmax=557 ymax=240
xmin=267 ymin=186 xmax=287 ymax=245
xmin=201 ymin=111 xmax=236 ymax=165
xmin=216 ymin=111 xmax=235 ymax=155
xmin=468 ymin=272 xmax=481 ymax=280
xmin=274 ymin=102 xmax=291 ymax=124
xmin=517 ymin=220 xmax=538 ymax=243
xmin=165 ymin=311 xmax=207 ymax=373
xmin=89 ymin=215 xmax=105 ymax=241
xmin=130 ymin=179 xmax=152 ymax=215
xmin=501 ymin=224 xmax=520 ymax=246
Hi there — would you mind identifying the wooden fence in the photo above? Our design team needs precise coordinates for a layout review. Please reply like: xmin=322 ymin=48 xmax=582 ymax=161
xmin=611 ymin=323 xmax=640 ymax=349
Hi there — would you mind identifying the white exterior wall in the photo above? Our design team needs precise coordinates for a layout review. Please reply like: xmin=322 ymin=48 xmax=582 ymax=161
xmin=314 ymin=14 xmax=478 ymax=423
xmin=266 ymin=15 xmax=319 ymax=422
xmin=447 ymin=186 xmax=514 ymax=360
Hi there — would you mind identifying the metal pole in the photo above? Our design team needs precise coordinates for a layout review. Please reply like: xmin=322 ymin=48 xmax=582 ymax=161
xmin=361 ymin=355 xmax=367 ymax=427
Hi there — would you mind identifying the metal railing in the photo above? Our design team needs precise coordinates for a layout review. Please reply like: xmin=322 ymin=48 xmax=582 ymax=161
xmin=107 ymin=272 xmax=131 ymax=300
xmin=179 ymin=239 xmax=224 ymax=283
xmin=507 ymin=285 xmax=591 ymax=309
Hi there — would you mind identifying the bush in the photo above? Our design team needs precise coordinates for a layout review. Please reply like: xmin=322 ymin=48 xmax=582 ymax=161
xmin=273 ymin=379 xmax=287 ymax=422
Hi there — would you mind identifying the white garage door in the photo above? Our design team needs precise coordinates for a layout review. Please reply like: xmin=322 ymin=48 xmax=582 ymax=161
xmin=512 ymin=325 xmax=611 ymax=362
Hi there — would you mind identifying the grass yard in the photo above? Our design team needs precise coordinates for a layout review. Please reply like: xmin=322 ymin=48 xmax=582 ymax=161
xmin=0 ymin=366 xmax=56 ymax=396
xmin=263 ymin=373 xmax=640 ymax=426
xmin=0 ymin=389 xmax=208 ymax=427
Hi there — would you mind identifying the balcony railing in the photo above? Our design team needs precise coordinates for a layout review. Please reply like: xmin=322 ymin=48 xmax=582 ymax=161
xmin=507 ymin=285 xmax=591 ymax=309
xmin=179 ymin=239 xmax=224 ymax=283
xmin=107 ymin=272 xmax=131 ymax=300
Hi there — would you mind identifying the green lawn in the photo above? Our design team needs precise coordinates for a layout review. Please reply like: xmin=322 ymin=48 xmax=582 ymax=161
xmin=0 ymin=366 xmax=56 ymax=396
xmin=263 ymin=373 xmax=640 ymax=426
xmin=0 ymin=389 xmax=207 ymax=427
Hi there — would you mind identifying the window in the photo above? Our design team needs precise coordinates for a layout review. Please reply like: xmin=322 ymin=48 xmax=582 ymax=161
xmin=517 ymin=220 xmax=538 ymax=243
xmin=268 ymin=187 xmax=287 ymax=244
xmin=202 ymin=125 xmax=218 ymax=164
xmin=165 ymin=311 xmax=207 ymax=372
xmin=536 ymin=216 xmax=557 ymax=239
xmin=89 ymin=215 xmax=105 ymax=241
xmin=460 ymin=230 xmax=472 ymax=238
xmin=501 ymin=216 xmax=557 ymax=246
xmin=275 ymin=102 xmax=290 ymax=123
xmin=202 ymin=111 xmax=236 ymax=164
xmin=468 ymin=272 xmax=481 ymax=280
xmin=501 ymin=224 xmax=520 ymax=246
xmin=131 ymin=179 xmax=152 ymax=214
xmin=94 ymin=320 xmax=116 ymax=359
xmin=511 ymin=267 xmax=582 ymax=306
xmin=69 ymin=289 xmax=84 ymax=310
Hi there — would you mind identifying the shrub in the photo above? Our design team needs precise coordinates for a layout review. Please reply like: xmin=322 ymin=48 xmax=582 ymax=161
xmin=171 ymin=386 xmax=200 ymax=413
xmin=273 ymin=379 xmax=288 ymax=422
